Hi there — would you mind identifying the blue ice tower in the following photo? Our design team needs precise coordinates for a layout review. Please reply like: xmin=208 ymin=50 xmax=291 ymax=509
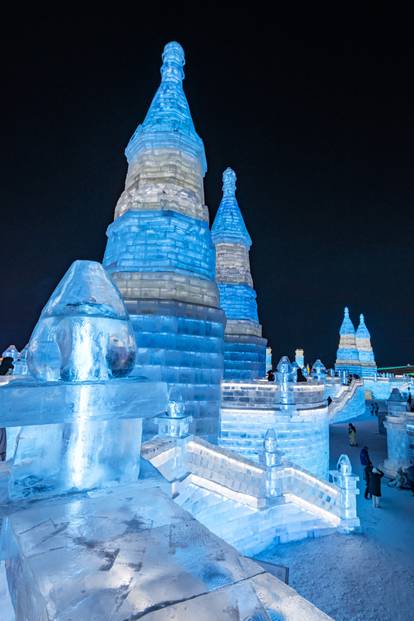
xmin=211 ymin=168 xmax=267 ymax=380
xmin=356 ymin=313 xmax=377 ymax=377
xmin=103 ymin=42 xmax=225 ymax=441
xmin=335 ymin=307 xmax=360 ymax=375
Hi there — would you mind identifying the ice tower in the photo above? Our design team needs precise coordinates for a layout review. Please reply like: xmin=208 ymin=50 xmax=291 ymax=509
xmin=356 ymin=313 xmax=377 ymax=377
xmin=335 ymin=307 xmax=360 ymax=375
xmin=211 ymin=168 xmax=267 ymax=380
xmin=103 ymin=42 xmax=225 ymax=441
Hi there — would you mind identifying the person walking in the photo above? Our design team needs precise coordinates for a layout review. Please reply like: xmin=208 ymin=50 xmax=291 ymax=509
xmin=369 ymin=467 xmax=384 ymax=507
xmin=364 ymin=462 xmax=373 ymax=499
xmin=0 ymin=428 xmax=6 ymax=462
xmin=348 ymin=423 xmax=357 ymax=447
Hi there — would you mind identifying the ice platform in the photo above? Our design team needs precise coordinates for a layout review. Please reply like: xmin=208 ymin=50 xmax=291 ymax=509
xmin=4 ymin=483 xmax=332 ymax=620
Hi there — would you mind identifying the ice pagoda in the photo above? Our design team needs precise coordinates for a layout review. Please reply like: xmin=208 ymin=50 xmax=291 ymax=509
xmin=335 ymin=306 xmax=360 ymax=375
xmin=356 ymin=313 xmax=377 ymax=377
xmin=211 ymin=168 xmax=267 ymax=380
xmin=103 ymin=42 xmax=225 ymax=441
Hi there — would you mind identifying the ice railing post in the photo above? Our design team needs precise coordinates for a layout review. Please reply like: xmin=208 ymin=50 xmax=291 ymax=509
xmin=263 ymin=429 xmax=284 ymax=499
xmin=155 ymin=397 xmax=192 ymax=439
xmin=329 ymin=454 xmax=360 ymax=532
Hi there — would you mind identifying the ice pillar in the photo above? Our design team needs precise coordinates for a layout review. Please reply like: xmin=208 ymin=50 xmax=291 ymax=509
xmin=103 ymin=42 xmax=225 ymax=441
xmin=211 ymin=168 xmax=267 ymax=380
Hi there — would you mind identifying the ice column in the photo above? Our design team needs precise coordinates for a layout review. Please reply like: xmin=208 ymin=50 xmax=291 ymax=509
xmin=211 ymin=168 xmax=267 ymax=380
xmin=356 ymin=313 xmax=377 ymax=377
xmin=335 ymin=307 xmax=360 ymax=375
xmin=383 ymin=389 xmax=411 ymax=476
xmin=329 ymin=454 xmax=360 ymax=532
xmin=103 ymin=42 xmax=225 ymax=441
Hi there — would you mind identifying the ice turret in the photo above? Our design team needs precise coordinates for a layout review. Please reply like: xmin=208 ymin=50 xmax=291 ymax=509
xmin=335 ymin=307 xmax=360 ymax=375
xmin=103 ymin=43 xmax=225 ymax=441
xmin=211 ymin=168 xmax=267 ymax=379
xmin=356 ymin=313 xmax=377 ymax=377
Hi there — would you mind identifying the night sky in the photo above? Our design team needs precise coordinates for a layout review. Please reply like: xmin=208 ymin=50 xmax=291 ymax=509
xmin=1 ymin=6 xmax=413 ymax=366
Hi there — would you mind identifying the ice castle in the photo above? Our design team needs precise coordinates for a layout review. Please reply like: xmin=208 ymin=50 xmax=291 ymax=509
xmin=103 ymin=42 xmax=225 ymax=441
xmin=211 ymin=167 xmax=267 ymax=380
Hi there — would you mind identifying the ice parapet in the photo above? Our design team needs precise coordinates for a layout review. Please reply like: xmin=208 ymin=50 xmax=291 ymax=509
xmin=27 ymin=261 xmax=136 ymax=382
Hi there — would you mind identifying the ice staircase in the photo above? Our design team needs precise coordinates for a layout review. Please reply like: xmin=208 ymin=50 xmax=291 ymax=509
xmin=328 ymin=379 xmax=366 ymax=422
xmin=142 ymin=436 xmax=359 ymax=556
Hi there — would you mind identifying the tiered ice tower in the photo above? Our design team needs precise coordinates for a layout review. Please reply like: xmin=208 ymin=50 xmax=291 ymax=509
xmin=103 ymin=42 xmax=225 ymax=441
xmin=356 ymin=313 xmax=377 ymax=376
xmin=335 ymin=306 xmax=360 ymax=375
xmin=211 ymin=168 xmax=267 ymax=380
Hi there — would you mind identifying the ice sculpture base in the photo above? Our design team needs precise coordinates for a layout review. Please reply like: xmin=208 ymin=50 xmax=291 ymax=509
xmin=1 ymin=378 xmax=169 ymax=500
xmin=4 ymin=482 xmax=332 ymax=620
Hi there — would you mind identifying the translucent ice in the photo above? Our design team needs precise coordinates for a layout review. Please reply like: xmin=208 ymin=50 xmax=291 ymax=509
xmin=27 ymin=261 xmax=136 ymax=382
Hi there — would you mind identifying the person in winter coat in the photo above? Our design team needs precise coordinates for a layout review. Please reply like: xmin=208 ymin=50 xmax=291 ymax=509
xmin=348 ymin=423 xmax=357 ymax=447
xmin=0 ymin=428 xmax=6 ymax=462
xmin=364 ymin=463 xmax=373 ymax=499
xmin=404 ymin=464 xmax=414 ymax=495
xmin=369 ymin=467 xmax=384 ymax=507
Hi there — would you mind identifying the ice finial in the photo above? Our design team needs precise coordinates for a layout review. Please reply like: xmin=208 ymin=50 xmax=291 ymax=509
xmin=359 ymin=313 xmax=365 ymax=324
xmin=264 ymin=428 xmax=278 ymax=453
xmin=344 ymin=306 xmax=349 ymax=317
xmin=356 ymin=312 xmax=370 ymax=339
xmin=161 ymin=41 xmax=185 ymax=83
xmin=222 ymin=167 xmax=237 ymax=197
xmin=339 ymin=306 xmax=355 ymax=336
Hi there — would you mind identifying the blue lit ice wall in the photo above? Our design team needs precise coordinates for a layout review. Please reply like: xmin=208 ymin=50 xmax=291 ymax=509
xmin=211 ymin=168 xmax=267 ymax=380
xmin=356 ymin=313 xmax=377 ymax=377
xmin=335 ymin=306 xmax=361 ymax=375
xmin=103 ymin=42 xmax=225 ymax=441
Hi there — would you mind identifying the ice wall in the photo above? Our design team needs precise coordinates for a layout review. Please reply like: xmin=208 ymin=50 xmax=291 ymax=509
xmin=103 ymin=42 xmax=225 ymax=441
xmin=211 ymin=168 xmax=266 ymax=380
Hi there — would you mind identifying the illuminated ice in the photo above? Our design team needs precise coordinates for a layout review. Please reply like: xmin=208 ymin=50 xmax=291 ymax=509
xmin=27 ymin=260 xmax=136 ymax=382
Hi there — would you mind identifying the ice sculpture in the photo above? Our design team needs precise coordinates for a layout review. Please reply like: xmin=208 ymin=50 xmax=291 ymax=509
xmin=356 ymin=313 xmax=377 ymax=376
xmin=211 ymin=168 xmax=267 ymax=380
xmin=103 ymin=41 xmax=225 ymax=441
xmin=295 ymin=348 xmax=305 ymax=368
xmin=311 ymin=359 xmax=327 ymax=382
xmin=0 ymin=260 xmax=168 ymax=499
xmin=27 ymin=260 xmax=136 ymax=382
xmin=335 ymin=306 xmax=360 ymax=375
xmin=1 ymin=344 xmax=19 ymax=362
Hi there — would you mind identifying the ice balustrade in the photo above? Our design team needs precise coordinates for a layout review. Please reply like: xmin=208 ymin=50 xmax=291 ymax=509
xmin=328 ymin=378 xmax=365 ymax=422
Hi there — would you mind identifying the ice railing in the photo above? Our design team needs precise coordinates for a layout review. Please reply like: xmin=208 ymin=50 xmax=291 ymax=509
xmin=328 ymin=379 xmax=364 ymax=420
xmin=183 ymin=438 xmax=347 ymax=525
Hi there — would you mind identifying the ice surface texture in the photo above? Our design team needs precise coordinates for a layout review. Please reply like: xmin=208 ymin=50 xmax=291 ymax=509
xmin=27 ymin=261 xmax=136 ymax=382
xmin=5 ymin=484 xmax=332 ymax=620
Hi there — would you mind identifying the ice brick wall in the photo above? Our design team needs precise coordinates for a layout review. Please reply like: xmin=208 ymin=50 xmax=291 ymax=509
xmin=211 ymin=168 xmax=266 ymax=380
xmin=103 ymin=42 xmax=225 ymax=441
xmin=219 ymin=381 xmax=329 ymax=479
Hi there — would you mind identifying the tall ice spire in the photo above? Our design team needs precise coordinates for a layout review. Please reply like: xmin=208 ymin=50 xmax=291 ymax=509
xmin=212 ymin=168 xmax=267 ymax=380
xmin=103 ymin=42 xmax=225 ymax=441
xmin=335 ymin=307 xmax=360 ymax=375
xmin=356 ymin=313 xmax=377 ymax=376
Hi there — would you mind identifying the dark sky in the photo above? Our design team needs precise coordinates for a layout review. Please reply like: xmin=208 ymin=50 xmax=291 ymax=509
xmin=1 ymin=6 xmax=413 ymax=366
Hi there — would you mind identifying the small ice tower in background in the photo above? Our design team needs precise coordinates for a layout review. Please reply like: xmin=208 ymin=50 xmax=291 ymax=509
xmin=212 ymin=168 xmax=267 ymax=380
xmin=295 ymin=348 xmax=304 ymax=369
xmin=335 ymin=307 xmax=360 ymax=375
xmin=356 ymin=313 xmax=377 ymax=377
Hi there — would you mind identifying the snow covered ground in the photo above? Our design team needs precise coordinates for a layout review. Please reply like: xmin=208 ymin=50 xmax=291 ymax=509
xmin=257 ymin=411 xmax=414 ymax=621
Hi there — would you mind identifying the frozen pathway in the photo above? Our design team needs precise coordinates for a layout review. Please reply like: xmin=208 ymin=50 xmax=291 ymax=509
xmin=257 ymin=412 xmax=414 ymax=621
